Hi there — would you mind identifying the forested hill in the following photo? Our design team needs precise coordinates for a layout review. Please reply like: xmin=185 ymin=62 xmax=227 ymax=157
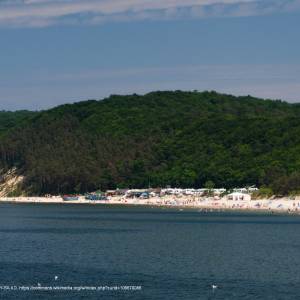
xmin=0 ymin=110 xmax=37 ymax=136
xmin=1 ymin=90 xmax=300 ymax=196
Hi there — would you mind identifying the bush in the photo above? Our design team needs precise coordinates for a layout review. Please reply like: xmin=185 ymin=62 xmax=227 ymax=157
xmin=253 ymin=187 xmax=274 ymax=199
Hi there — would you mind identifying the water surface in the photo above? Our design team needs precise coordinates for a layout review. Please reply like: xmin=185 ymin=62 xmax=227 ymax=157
xmin=0 ymin=203 xmax=300 ymax=299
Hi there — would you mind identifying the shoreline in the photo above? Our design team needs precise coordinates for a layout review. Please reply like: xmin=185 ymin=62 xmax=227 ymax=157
xmin=1 ymin=196 xmax=300 ymax=215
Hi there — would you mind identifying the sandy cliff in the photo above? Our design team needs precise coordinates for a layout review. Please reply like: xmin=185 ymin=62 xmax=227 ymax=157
xmin=0 ymin=168 xmax=24 ymax=197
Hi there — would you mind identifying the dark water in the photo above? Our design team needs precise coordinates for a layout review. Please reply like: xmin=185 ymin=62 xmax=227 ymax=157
xmin=1 ymin=204 xmax=300 ymax=299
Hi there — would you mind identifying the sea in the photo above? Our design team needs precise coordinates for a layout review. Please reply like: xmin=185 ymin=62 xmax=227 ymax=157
xmin=0 ymin=203 xmax=300 ymax=299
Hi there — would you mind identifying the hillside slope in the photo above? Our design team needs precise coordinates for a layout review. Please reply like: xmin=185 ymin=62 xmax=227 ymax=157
xmin=1 ymin=91 xmax=300 ymax=195
xmin=0 ymin=110 xmax=37 ymax=137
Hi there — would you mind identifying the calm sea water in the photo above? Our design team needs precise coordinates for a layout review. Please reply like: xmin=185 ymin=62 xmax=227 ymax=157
xmin=0 ymin=203 xmax=300 ymax=299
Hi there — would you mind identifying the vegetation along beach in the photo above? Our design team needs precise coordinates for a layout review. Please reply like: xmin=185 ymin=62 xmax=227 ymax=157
xmin=1 ymin=91 xmax=300 ymax=199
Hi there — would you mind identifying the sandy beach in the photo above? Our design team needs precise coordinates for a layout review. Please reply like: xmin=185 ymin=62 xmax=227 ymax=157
xmin=1 ymin=195 xmax=300 ymax=214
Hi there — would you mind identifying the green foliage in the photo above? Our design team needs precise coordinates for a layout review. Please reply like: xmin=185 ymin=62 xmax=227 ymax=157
xmin=204 ymin=180 xmax=215 ymax=196
xmin=204 ymin=181 xmax=215 ymax=190
xmin=271 ymin=172 xmax=300 ymax=196
xmin=253 ymin=187 xmax=274 ymax=199
xmin=0 ymin=110 xmax=37 ymax=137
xmin=0 ymin=90 xmax=300 ymax=195
xmin=6 ymin=184 xmax=24 ymax=197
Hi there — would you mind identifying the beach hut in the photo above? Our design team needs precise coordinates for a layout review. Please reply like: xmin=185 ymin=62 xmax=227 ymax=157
xmin=227 ymin=192 xmax=251 ymax=201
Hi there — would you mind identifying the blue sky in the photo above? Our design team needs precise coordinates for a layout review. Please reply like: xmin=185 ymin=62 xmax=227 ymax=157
xmin=0 ymin=0 xmax=300 ymax=110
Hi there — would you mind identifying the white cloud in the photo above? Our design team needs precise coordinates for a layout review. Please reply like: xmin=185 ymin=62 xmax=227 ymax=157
xmin=0 ymin=0 xmax=299 ymax=27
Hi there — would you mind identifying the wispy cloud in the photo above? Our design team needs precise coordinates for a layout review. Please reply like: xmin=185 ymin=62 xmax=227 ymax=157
xmin=0 ymin=0 xmax=299 ymax=28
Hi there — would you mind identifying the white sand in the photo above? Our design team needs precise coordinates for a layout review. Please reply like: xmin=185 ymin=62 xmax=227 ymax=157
xmin=1 ymin=195 xmax=300 ymax=213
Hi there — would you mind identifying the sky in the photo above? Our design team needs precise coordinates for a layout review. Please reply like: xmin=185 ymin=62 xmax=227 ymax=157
xmin=0 ymin=0 xmax=300 ymax=110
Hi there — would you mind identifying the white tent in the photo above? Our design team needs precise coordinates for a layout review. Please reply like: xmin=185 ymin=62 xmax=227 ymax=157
xmin=227 ymin=192 xmax=251 ymax=201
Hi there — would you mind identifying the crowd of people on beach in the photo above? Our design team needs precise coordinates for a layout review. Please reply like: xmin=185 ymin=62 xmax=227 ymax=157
xmin=1 ymin=186 xmax=300 ymax=213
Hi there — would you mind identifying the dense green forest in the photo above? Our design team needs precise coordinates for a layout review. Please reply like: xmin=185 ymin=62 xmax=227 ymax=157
xmin=0 ymin=110 xmax=37 ymax=137
xmin=1 ymin=90 xmax=300 ymax=196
